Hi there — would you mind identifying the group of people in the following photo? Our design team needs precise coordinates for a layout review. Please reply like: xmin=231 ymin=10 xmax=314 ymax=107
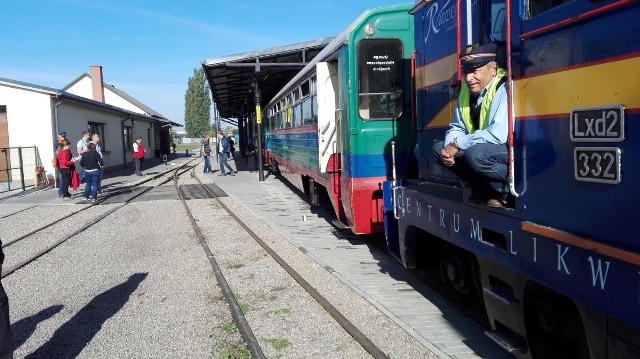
xmin=54 ymin=130 xmax=104 ymax=202
xmin=54 ymin=131 xmax=148 ymax=202
xmin=200 ymin=132 xmax=236 ymax=176
xmin=200 ymin=132 xmax=259 ymax=176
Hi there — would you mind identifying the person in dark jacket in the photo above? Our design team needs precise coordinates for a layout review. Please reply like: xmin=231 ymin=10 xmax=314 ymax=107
xmin=217 ymin=132 xmax=235 ymax=176
xmin=80 ymin=142 xmax=104 ymax=202
xmin=0 ymin=240 xmax=13 ymax=359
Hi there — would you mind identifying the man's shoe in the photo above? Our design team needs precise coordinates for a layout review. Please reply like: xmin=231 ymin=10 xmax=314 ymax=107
xmin=218 ymin=173 xmax=225 ymax=176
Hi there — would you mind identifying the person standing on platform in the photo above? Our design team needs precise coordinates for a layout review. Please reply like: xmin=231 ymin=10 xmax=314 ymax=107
xmin=54 ymin=131 xmax=67 ymax=197
xmin=76 ymin=131 xmax=90 ymax=182
xmin=0 ymin=239 xmax=12 ymax=359
xmin=227 ymin=135 xmax=235 ymax=161
xmin=201 ymin=134 xmax=212 ymax=174
xmin=217 ymin=132 xmax=234 ymax=176
xmin=80 ymin=142 xmax=104 ymax=202
xmin=247 ymin=133 xmax=258 ymax=173
xmin=133 ymin=137 xmax=146 ymax=176
xmin=89 ymin=133 xmax=105 ymax=192
xmin=57 ymin=139 xmax=76 ymax=200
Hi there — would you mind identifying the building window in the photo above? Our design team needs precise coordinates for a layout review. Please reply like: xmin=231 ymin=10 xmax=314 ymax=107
xmin=123 ymin=126 xmax=133 ymax=151
xmin=88 ymin=122 xmax=106 ymax=151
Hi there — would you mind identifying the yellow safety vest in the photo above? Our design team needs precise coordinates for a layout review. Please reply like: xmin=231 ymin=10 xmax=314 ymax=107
xmin=458 ymin=68 xmax=507 ymax=133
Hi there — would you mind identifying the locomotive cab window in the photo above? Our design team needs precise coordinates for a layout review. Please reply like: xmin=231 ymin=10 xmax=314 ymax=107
xmin=357 ymin=38 xmax=404 ymax=120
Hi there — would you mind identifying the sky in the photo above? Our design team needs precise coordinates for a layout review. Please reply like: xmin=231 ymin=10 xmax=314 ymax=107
xmin=0 ymin=0 xmax=410 ymax=126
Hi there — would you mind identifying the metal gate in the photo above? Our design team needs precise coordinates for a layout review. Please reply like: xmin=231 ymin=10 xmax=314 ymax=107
xmin=0 ymin=146 xmax=48 ymax=193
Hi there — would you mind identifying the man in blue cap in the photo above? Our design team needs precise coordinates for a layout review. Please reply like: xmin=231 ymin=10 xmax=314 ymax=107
xmin=433 ymin=43 xmax=509 ymax=207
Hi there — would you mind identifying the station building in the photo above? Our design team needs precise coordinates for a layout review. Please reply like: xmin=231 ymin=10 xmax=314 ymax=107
xmin=0 ymin=65 xmax=181 ymax=186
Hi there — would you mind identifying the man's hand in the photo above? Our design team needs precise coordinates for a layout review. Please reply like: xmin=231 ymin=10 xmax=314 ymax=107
xmin=439 ymin=144 xmax=459 ymax=167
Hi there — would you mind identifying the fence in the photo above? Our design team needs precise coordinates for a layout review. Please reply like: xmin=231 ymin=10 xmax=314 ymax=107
xmin=0 ymin=146 xmax=49 ymax=193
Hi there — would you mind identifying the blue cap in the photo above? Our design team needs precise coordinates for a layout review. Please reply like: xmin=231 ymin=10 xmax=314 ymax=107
xmin=58 ymin=130 xmax=67 ymax=137
xmin=460 ymin=44 xmax=497 ymax=69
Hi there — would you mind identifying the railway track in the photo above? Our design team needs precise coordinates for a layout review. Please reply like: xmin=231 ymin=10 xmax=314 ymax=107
xmin=0 ymin=160 xmax=198 ymax=279
xmin=179 ymin=167 xmax=390 ymax=359
xmin=2 ymin=162 xmax=396 ymax=357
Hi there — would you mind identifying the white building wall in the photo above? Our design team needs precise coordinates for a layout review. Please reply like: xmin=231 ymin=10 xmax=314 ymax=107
xmin=66 ymin=76 xmax=145 ymax=115
xmin=104 ymin=88 xmax=145 ymax=114
xmin=64 ymin=77 xmax=92 ymax=99
xmin=0 ymin=84 xmax=56 ymax=183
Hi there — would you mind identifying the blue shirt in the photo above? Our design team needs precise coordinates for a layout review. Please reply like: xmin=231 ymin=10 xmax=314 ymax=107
xmin=444 ymin=75 xmax=508 ymax=150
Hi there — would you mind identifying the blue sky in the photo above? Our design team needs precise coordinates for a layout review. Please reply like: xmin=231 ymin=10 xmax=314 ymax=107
xmin=1 ymin=0 xmax=410 ymax=126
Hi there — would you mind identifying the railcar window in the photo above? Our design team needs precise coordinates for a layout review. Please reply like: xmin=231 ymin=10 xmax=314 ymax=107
xmin=293 ymin=103 xmax=302 ymax=127
xmin=276 ymin=112 xmax=284 ymax=130
xmin=528 ymin=0 xmax=573 ymax=17
xmin=301 ymin=81 xmax=310 ymax=97
xmin=311 ymin=95 xmax=318 ymax=124
xmin=357 ymin=38 xmax=404 ymax=120
xmin=302 ymin=98 xmax=313 ymax=125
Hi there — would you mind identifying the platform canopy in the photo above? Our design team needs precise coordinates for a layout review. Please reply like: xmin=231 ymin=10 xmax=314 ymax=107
xmin=201 ymin=37 xmax=333 ymax=124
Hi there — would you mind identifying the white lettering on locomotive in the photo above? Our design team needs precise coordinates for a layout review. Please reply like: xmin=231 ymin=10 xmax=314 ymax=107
xmin=470 ymin=219 xmax=481 ymax=241
xmin=587 ymin=256 xmax=611 ymax=290
xmin=557 ymin=245 xmax=571 ymax=274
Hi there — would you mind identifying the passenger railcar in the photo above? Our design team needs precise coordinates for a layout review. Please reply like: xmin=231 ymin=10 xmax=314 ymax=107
xmin=384 ymin=0 xmax=640 ymax=357
xmin=264 ymin=4 xmax=416 ymax=234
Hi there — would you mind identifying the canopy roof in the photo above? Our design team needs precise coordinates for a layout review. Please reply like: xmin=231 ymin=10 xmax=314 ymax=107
xmin=201 ymin=38 xmax=333 ymax=122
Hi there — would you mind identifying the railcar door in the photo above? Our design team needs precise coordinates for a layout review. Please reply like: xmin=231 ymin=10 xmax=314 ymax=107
xmin=316 ymin=61 xmax=340 ymax=173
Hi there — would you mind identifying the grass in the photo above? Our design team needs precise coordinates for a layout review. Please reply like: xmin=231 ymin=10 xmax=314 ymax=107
xmin=270 ymin=286 xmax=288 ymax=292
xmin=228 ymin=263 xmax=244 ymax=269
xmin=264 ymin=338 xmax=291 ymax=351
xmin=217 ymin=340 xmax=251 ymax=359
xmin=222 ymin=322 xmax=237 ymax=335
xmin=238 ymin=302 xmax=250 ymax=314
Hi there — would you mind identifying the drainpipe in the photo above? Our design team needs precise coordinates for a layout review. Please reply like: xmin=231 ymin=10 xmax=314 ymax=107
xmin=54 ymin=97 xmax=64 ymax=137
xmin=121 ymin=115 xmax=131 ymax=168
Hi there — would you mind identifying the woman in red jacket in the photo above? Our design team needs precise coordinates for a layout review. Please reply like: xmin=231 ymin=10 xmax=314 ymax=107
xmin=56 ymin=139 xmax=76 ymax=200
xmin=132 ymin=137 xmax=146 ymax=176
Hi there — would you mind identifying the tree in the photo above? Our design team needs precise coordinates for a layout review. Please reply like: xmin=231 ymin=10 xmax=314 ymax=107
xmin=184 ymin=68 xmax=211 ymax=137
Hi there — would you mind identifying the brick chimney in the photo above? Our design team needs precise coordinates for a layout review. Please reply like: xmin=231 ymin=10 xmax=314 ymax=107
xmin=90 ymin=65 xmax=105 ymax=102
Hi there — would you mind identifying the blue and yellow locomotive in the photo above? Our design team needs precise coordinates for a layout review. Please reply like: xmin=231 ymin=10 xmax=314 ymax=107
xmin=384 ymin=0 xmax=640 ymax=357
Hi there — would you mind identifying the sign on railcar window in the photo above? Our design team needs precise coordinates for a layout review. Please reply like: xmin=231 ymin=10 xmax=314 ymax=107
xmin=357 ymin=38 xmax=404 ymax=120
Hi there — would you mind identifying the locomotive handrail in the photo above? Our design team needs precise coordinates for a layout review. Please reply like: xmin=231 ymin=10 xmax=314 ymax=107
xmin=410 ymin=50 xmax=421 ymax=132
xmin=505 ymin=0 xmax=520 ymax=198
